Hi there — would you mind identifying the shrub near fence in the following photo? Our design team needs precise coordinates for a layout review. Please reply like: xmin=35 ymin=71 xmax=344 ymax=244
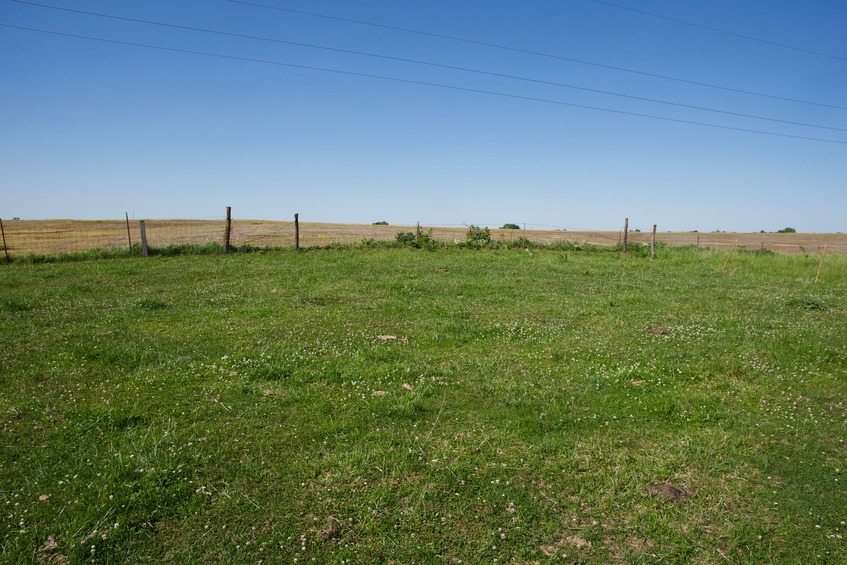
xmin=1 ymin=218 xmax=844 ymax=258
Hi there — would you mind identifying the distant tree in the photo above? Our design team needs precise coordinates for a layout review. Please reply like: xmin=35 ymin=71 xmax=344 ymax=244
xmin=777 ymin=227 xmax=797 ymax=233
xmin=759 ymin=230 xmax=766 ymax=233
xmin=501 ymin=223 xmax=520 ymax=230
xmin=12 ymin=217 xmax=20 ymax=220
xmin=372 ymin=221 xmax=389 ymax=225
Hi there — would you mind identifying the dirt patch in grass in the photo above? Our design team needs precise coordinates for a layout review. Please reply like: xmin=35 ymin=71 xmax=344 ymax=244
xmin=541 ymin=534 xmax=593 ymax=557
xmin=646 ymin=483 xmax=690 ymax=502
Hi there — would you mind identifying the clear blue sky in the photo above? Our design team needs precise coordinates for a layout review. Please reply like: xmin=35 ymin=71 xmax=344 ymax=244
xmin=2 ymin=0 xmax=846 ymax=232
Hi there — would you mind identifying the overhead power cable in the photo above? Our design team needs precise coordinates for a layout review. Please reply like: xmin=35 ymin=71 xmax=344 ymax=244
xmin=3 ymin=23 xmax=845 ymax=146
xmin=222 ymin=0 xmax=847 ymax=111
xmin=588 ymin=0 xmax=847 ymax=63
xmin=14 ymin=1 xmax=846 ymax=133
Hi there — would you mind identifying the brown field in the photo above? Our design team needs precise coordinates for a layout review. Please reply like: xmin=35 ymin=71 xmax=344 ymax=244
xmin=1 ymin=219 xmax=842 ymax=257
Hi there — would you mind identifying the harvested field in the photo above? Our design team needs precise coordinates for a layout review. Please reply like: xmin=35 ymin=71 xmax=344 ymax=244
xmin=0 ymin=219 xmax=842 ymax=256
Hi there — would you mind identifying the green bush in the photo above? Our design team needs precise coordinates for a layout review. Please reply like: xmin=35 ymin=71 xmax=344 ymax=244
xmin=395 ymin=231 xmax=416 ymax=246
xmin=749 ymin=248 xmax=775 ymax=256
xmin=395 ymin=226 xmax=436 ymax=249
xmin=777 ymin=227 xmax=797 ymax=233
xmin=500 ymin=237 xmax=534 ymax=249
xmin=372 ymin=221 xmax=389 ymax=225
xmin=466 ymin=225 xmax=491 ymax=246
xmin=501 ymin=223 xmax=520 ymax=230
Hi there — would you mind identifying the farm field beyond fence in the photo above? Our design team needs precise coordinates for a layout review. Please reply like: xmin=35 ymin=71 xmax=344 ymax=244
xmin=1 ymin=218 xmax=843 ymax=257
xmin=1 ymin=247 xmax=846 ymax=562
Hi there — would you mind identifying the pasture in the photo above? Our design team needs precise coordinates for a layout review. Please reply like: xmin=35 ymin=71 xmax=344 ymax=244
xmin=1 ymin=246 xmax=845 ymax=562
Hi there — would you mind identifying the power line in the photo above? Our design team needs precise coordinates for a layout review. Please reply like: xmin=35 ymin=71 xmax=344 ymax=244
xmin=14 ymin=0 xmax=846 ymax=134
xmin=2 ymin=23 xmax=846 ymax=146
xmin=223 ymin=0 xmax=847 ymax=112
xmin=588 ymin=0 xmax=847 ymax=63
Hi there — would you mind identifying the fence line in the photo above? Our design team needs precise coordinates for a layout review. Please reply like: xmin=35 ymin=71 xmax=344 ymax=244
xmin=0 ymin=217 xmax=844 ymax=258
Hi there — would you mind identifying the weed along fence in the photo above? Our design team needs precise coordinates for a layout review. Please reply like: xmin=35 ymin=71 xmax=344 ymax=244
xmin=0 ymin=214 xmax=844 ymax=259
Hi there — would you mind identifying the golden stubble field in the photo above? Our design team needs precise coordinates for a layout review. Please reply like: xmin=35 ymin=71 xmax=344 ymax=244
xmin=0 ymin=219 xmax=842 ymax=256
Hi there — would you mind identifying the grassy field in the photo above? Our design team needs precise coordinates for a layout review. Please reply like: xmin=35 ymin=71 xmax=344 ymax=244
xmin=1 ymin=246 xmax=846 ymax=563
xmin=2 ymin=219 xmax=843 ymax=256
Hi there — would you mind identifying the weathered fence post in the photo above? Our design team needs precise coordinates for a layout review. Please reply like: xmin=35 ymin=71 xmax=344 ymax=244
xmin=294 ymin=213 xmax=300 ymax=250
xmin=0 ymin=218 xmax=9 ymax=262
xmin=815 ymin=244 xmax=828 ymax=283
xmin=623 ymin=218 xmax=629 ymax=253
xmin=224 ymin=206 xmax=232 ymax=252
xmin=125 ymin=212 xmax=132 ymax=253
xmin=651 ymin=224 xmax=657 ymax=260
xmin=139 ymin=220 xmax=149 ymax=257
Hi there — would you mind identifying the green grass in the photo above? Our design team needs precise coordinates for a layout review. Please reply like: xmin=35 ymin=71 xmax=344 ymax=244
xmin=1 ymin=247 xmax=845 ymax=563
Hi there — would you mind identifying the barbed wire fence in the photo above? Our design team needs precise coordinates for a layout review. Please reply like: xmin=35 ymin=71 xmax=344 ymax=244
xmin=0 ymin=213 xmax=841 ymax=259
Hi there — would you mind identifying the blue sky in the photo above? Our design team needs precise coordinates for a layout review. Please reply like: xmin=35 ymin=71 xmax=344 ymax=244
xmin=2 ymin=0 xmax=846 ymax=232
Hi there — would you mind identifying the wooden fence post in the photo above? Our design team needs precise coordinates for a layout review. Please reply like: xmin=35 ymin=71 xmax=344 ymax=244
xmin=623 ymin=218 xmax=629 ymax=253
xmin=815 ymin=244 xmax=828 ymax=283
xmin=0 ymin=218 xmax=9 ymax=262
xmin=139 ymin=220 xmax=149 ymax=257
xmin=295 ymin=213 xmax=300 ymax=250
xmin=651 ymin=224 xmax=657 ymax=260
xmin=125 ymin=212 xmax=132 ymax=253
xmin=224 ymin=206 xmax=232 ymax=252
